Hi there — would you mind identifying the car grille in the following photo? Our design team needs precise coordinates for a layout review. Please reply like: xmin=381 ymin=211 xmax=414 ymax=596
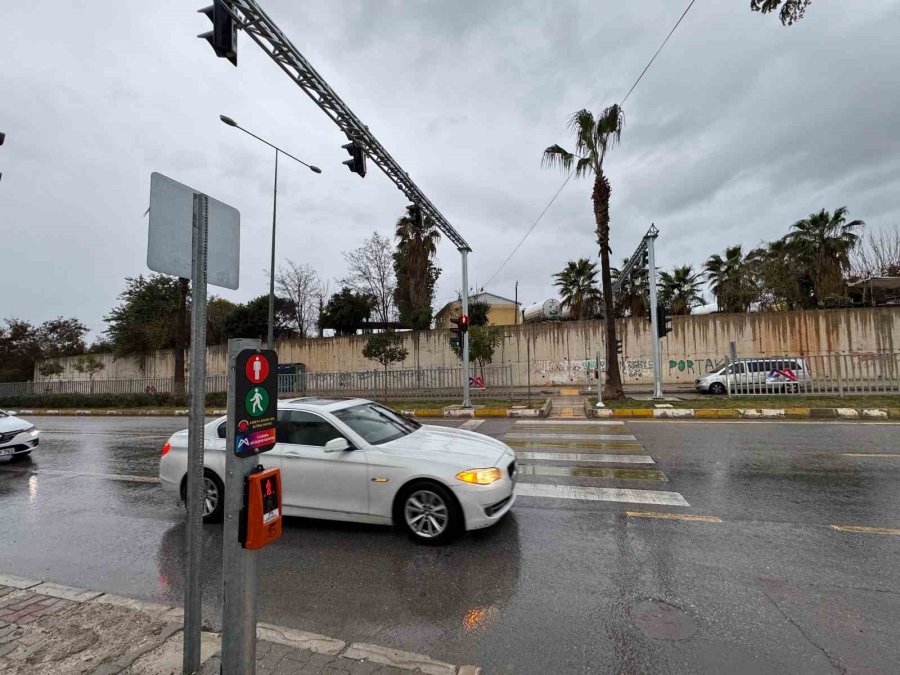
xmin=0 ymin=430 xmax=21 ymax=444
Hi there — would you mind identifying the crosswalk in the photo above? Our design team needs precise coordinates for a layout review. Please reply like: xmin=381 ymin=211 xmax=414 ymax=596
xmin=504 ymin=419 xmax=691 ymax=508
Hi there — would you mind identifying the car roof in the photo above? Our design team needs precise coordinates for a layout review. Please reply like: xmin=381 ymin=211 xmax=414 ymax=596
xmin=279 ymin=397 xmax=371 ymax=413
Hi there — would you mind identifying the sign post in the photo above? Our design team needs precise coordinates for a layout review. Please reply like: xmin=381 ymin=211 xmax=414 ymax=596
xmin=222 ymin=342 xmax=279 ymax=674
xmin=147 ymin=172 xmax=240 ymax=675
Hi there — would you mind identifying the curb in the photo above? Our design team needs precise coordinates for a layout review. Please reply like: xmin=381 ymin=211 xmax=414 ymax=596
xmin=13 ymin=409 xmax=228 ymax=417
xmin=401 ymin=400 xmax=550 ymax=419
xmin=0 ymin=573 xmax=481 ymax=674
xmin=589 ymin=407 xmax=898 ymax=420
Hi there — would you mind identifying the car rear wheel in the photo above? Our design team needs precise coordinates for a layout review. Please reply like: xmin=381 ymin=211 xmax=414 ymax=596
xmin=182 ymin=471 xmax=224 ymax=524
xmin=709 ymin=382 xmax=726 ymax=395
xmin=397 ymin=481 xmax=461 ymax=545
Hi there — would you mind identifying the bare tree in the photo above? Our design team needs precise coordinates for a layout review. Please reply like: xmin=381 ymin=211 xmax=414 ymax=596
xmin=852 ymin=226 xmax=900 ymax=278
xmin=276 ymin=261 xmax=322 ymax=337
xmin=341 ymin=232 xmax=396 ymax=325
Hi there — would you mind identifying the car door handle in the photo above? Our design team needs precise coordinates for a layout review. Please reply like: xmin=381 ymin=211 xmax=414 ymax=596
xmin=283 ymin=450 xmax=304 ymax=458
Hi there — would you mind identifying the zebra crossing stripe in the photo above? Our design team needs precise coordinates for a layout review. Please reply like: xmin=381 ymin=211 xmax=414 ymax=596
xmin=514 ymin=420 xmax=625 ymax=426
xmin=516 ymin=483 xmax=689 ymax=506
xmin=517 ymin=465 xmax=668 ymax=480
xmin=516 ymin=452 xmax=654 ymax=464
xmin=504 ymin=433 xmax=636 ymax=441
xmin=506 ymin=440 xmax=643 ymax=451
xmin=460 ymin=419 xmax=485 ymax=430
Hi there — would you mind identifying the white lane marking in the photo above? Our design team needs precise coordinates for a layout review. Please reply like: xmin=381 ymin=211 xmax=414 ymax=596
xmin=460 ymin=419 xmax=485 ymax=430
xmin=514 ymin=420 xmax=625 ymax=426
xmin=0 ymin=466 xmax=160 ymax=484
xmin=516 ymin=483 xmax=689 ymax=506
xmin=516 ymin=452 xmax=655 ymax=464
xmin=504 ymin=433 xmax=637 ymax=441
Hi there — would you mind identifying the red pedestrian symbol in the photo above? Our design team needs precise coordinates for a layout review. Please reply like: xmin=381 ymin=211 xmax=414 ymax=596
xmin=246 ymin=354 xmax=269 ymax=384
xmin=265 ymin=480 xmax=273 ymax=497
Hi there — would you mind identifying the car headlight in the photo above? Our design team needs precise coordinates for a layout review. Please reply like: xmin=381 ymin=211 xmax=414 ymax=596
xmin=22 ymin=424 xmax=37 ymax=435
xmin=456 ymin=467 xmax=502 ymax=485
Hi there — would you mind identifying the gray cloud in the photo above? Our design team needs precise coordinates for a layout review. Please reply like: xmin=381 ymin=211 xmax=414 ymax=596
xmin=1 ymin=0 xmax=897 ymax=339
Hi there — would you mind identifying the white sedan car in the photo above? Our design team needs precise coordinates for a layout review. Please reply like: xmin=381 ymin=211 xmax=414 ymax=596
xmin=159 ymin=398 xmax=517 ymax=544
xmin=0 ymin=410 xmax=40 ymax=460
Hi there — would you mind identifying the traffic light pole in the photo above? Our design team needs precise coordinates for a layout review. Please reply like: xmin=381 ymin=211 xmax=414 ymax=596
xmin=461 ymin=250 xmax=471 ymax=408
xmin=645 ymin=230 xmax=664 ymax=400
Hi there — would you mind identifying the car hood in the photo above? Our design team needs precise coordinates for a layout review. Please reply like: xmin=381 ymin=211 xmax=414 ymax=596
xmin=379 ymin=425 xmax=511 ymax=467
xmin=0 ymin=415 xmax=31 ymax=434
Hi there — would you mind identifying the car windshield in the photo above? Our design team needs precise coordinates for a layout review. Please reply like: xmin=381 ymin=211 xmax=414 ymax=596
xmin=333 ymin=403 xmax=420 ymax=446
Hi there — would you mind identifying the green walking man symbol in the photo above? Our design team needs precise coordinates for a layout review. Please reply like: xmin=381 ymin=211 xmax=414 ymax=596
xmin=245 ymin=386 xmax=269 ymax=417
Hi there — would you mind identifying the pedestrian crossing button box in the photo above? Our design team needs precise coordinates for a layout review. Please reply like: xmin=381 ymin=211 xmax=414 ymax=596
xmin=239 ymin=466 xmax=282 ymax=550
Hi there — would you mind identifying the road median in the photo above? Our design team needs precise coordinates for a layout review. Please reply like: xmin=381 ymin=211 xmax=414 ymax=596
xmin=591 ymin=407 xmax=900 ymax=420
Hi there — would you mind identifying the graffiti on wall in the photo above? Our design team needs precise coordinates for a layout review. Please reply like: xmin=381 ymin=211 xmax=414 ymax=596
xmin=623 ymin=359 xmax=653 ymax=380
xmin=668 ymin=358 xmax=726 ymax=376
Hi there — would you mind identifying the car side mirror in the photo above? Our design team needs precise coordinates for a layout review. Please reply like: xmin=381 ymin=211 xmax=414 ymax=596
xmin=324 ymin=437 xmax=351 ymax=453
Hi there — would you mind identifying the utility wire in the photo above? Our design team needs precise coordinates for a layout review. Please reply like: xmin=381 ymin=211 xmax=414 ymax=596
xmin=481 ymin=0 xmax=699 ymax=289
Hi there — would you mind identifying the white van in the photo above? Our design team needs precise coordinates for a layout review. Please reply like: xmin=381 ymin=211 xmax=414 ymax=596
xmin=695 ymin=358 xmax=809 ymax=395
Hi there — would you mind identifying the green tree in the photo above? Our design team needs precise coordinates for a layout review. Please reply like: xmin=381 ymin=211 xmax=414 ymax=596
xmin=450 ymin=326 xmax=502 ymax=370
xmin=223 ymin=295 xmax=295 ymax=342
xmin=554 ymin=258 xmax=602 ymax=320
xmin=787 ymin=207 xmax=864 ymax=304
xmin=543 ymin=105 xmax=626 ymax=398
xmin=362 ymin=331 xmax=409 ymax=401
xmin=38 ymin=361 xmax=64 ymax=391
xmin=0 ymin=318 xmax=86 ymax=382
xmin=746 ymin=239 xmax=813 ymax=311
xmin=72 ymin=354 xmax=105 ymax=393
xmin=105 ymin=275 xmax=185 ymax=389
xmin=393 ymin=206 xmax=442 ymax=330
xmin=750 ymin=0 xmax=812 ymax=26
xmin=207 ymin=297 xmax=239 ymax=345
xmin=704 ymin=245 xmax=756 ymax=313
xmin=659 ymin=265 xmax=704 ymax=315
xmin=319 ymin=288 xmax=375 ymax=336
xmin=467 ymin=299 xmax=491 ymax=327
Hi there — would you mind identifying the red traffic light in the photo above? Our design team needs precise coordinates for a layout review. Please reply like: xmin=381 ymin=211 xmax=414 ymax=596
xmin=459 ymin=314 xmax=469 ymax=329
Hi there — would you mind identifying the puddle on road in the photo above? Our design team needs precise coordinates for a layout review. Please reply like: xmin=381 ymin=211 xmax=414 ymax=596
xmin=516 ymin=465 xmax=668 ymax=481
xmin=631 ymin=599 xmax=700 ymax=640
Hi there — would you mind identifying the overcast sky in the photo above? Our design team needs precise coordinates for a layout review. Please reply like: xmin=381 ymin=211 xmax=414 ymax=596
xmin=2 ymin=0 xmax=898 ymax=339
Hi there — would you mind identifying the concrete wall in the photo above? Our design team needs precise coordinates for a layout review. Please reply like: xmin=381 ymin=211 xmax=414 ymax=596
xmin=34 ymin=308 xmax=900 ymax=387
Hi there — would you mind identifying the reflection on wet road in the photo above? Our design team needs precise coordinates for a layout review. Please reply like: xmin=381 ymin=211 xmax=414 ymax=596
xmin=1 ymin=415 xmax=899 ymax=673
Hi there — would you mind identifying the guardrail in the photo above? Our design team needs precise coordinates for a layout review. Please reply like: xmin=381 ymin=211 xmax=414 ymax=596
xmin=722 ymin=353 xmax=900 ymax=396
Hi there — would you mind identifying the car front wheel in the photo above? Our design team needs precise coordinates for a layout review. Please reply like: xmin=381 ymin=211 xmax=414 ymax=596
xmin=397 ymin=481 xmax=461 ymax=545
xmin=709 ymin=382 xmax=726 ymax=395
xmin=182 ymin=471 xmax=224 ymax=524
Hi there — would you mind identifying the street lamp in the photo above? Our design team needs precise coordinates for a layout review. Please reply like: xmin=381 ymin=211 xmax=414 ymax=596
xmin=219 ymin=115 xmax=321 ymax=347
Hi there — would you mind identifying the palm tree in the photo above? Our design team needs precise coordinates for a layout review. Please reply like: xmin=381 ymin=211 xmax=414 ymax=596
xmin=659 ymin=265 xmax=704 ymax=315
xmin=543 ymin=105 xmax=626 ymax=398
xmin=393 ymin=205 xmax=441 ymax=329
xmin=554 ymin=258 xmax=602 ymax=320
xmin=704 ymin=245 xmax=752 ymax=313
xmin=787 ymin=206 xmax=864 ymax=303
xmin=614 ymin=257 xmax=649 ymax=318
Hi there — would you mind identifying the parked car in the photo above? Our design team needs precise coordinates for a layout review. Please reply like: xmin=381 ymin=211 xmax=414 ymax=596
xmin=696 ymin=358 xmax=809 ymax=395
xmin=159 ymin=398 xmax=517 ymax=544
xmin=0 ymin=410 xmax=40 ymax=459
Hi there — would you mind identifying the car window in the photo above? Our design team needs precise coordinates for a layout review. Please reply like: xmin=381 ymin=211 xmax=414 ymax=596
xmin=277 ymin=410 xmax=344 ymax=447
xmin=217 ymin=422 xmax=226 ymax=439
xmin=727 ymin=363 xmax=745 ymax=374
xmin=333 ymin=403 xmax=418 ymax=446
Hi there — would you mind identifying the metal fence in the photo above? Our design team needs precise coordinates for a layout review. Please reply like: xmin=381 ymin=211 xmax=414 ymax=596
xmin=722 ymin=354 xmax=900 ymax=396
xmin=280 ymin=365 xmax=513 ymax=401
xmin=0 ymin=365 xmax=512 ymax=402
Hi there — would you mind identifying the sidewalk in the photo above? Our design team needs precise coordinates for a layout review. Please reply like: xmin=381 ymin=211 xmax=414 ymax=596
xmin=0 ymin=574 xmax=478 ymax=675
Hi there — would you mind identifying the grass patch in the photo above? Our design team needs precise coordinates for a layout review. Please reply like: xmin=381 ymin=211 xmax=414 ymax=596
xmin=591 ymin=395 xmax=900 ymax=409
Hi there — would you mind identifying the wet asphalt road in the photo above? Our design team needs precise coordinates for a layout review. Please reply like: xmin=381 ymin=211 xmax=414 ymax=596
xmin=1 ymin=416 xmax=899 ymax=674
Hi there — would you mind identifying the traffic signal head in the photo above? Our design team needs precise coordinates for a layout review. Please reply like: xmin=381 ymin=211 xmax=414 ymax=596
xmin=449 ymin=317 xmax=462 ymax=349
xmin=656 ymin=305 xmax=673 ymax=338
xmin=615 ymin=339 xmax=623 ymax=355
xmin=342 ymin=141 xmax=367 ymax=178
xmin=458 ymin=314 xmax=469 ymax=332
xmin=198 ymin=2 xmax=237 ymax=66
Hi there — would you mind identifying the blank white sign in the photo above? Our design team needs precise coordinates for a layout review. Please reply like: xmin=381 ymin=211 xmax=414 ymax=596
xmin=148 ymin=172 xmax=240 ymax=290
